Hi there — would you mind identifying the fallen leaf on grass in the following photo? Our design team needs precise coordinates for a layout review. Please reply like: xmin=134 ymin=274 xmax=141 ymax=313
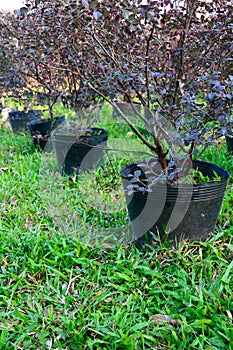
xmin=2 ymin=259 xmax=8 ymax=267
xmin=226 ymin=310 xmax=232 ymax=323
xmin=0 ymin=322 xmax=15 ymax=331
xmin=149 ymin=314 xmax=180 ymax=326
xmin=0 ymin=167 xmax=8 ymax=173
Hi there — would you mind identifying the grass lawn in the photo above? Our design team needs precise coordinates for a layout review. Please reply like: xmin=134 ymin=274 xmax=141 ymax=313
xmin=0 ymin=107 xmax=232 ymax=349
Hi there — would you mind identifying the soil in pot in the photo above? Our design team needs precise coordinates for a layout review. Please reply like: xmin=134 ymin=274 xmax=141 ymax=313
xmin=3 ymin=109 xmax=42 ymax=133
xmin=52 ymin=127 xmax=109 ymax=176
xmin=120 ymin=160 xmax=229 ymax=249
xmin=27 ymin=116 xmax=65 ymax=151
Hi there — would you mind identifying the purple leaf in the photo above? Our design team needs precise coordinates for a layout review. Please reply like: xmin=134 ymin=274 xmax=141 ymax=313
xmin=134 ymin=169 xmax=142 ymax=177
xmin=93 ymin=11 xmax=102 ymax=20
xmin=82 ymin=0 xmax=89 ymax=7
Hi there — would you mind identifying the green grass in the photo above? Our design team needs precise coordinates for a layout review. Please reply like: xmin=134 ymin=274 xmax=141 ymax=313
xmin=0 ymin=110 xmax=233 ymax=349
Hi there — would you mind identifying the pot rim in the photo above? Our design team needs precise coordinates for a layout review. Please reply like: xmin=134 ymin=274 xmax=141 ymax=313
xmin=120 ymin=159 xmax=229 ymax=194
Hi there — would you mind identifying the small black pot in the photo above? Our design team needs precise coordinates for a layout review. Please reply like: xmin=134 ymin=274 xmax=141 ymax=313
xmin=52 ymin=127 xmax=109 ymax=175
xmin=120 ymin=160 xmax=229 ymax=248
xmin=226 ymin=135 xmax=233 ymax=154
xmin=7 ymin=110 xmax=42 ymax=133
xmin=27 ymin=116 xmax=65 ymax=151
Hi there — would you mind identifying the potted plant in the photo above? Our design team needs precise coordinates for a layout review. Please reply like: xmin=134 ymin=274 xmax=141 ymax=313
xmin=27 ymin=114 xmax=66 ymax=151
xmin=0 ymin=9 xmax=66 ymax=150
xmin=0 ymin=91 xmax=43 ymax=134
xmin=8 ymin=109 xmax=42 ymax=133
xmin=0 ymin=14 xmax=44 ymax=134
xmin=51 ymin=0 xmax=231 ymax=247
xmin=52 ymin=105 xmax=108 ymax=176
xmin=1 ymin=105 xmax=42 ymax=133
xmin=1 ymin=3 xmax=109 ymax=170
xmin=10 ymin=0 xmax=231 ymax=247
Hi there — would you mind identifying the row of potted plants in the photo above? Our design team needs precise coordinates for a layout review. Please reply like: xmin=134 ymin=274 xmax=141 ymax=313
xmin=2 ymin=100 xmax=233 ymax=155
xmin=1 ymin=99 xmax=231 ymax=250
xmin=0 ymin=0 xmax=232 ymax=249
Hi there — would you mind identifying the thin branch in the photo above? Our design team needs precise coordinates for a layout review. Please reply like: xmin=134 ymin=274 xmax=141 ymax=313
xmin=145 ymin=23 xmax=155 ymax=108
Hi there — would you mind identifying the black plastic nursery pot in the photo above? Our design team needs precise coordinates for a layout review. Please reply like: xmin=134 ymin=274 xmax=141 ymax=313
xmin=27 ymin=116 xmax=65 ymax=151
xmin=226 ymin=135 xmax=233 ymax=154
xmin=120 ymin=160 xmax=229 ymax=248
xmin=7 ymin=110 xmax=42 ymax=133
xmin=52 ymin=127 xmax=109 ymax=176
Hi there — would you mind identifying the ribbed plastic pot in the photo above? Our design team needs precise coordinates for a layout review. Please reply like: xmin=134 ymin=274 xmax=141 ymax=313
xmin=52 ymin=127 xmax=109 ymax=175
xmin=27 ymin=116 xmax=65 ymax=151
xmin=120 ymin=160 xmax=229 ymax=248
xmin=226 ymin=136 xmax=233 ymax=154
xmin=8 ymin=110 xmax=42 ymax=133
